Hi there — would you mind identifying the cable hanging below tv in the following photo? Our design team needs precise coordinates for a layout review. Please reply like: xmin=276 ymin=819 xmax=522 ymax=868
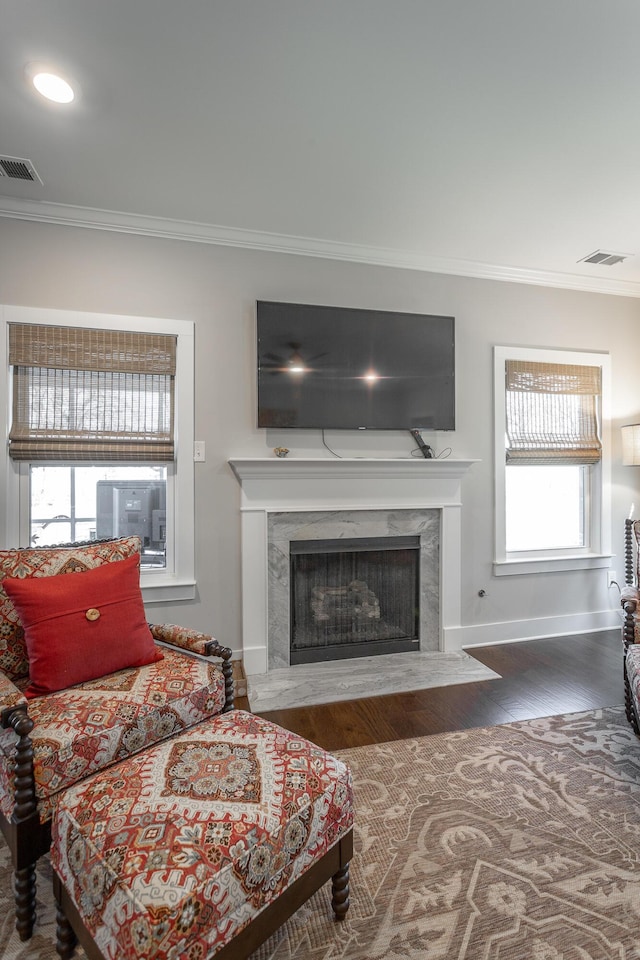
xmin=257 ymin=300 xmax=455 ymax=432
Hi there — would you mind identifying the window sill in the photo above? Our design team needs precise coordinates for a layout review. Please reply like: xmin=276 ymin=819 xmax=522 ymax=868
xmin=493 ymin=554 xmax=613 ymax=576
xmin=141 ymin=577 xmax=196 ymax=603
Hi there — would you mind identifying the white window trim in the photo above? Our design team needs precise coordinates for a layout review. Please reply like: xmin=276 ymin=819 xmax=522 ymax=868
xmin=493 ymin=345 xmax=612 ymax=577
xmin=0 ymin=305 xmax=196 ymax=603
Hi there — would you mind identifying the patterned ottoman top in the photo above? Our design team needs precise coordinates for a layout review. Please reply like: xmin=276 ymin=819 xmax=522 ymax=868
xmin=51 ymin=710 xmax=354 ymax=960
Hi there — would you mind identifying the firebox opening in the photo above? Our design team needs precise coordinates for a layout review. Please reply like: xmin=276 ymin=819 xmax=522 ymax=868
xmin=290 ymin=536 xmax=420 ymax=665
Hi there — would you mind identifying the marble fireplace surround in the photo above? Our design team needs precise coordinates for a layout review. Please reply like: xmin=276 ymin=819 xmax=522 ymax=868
xmin=229 ymin=458 xmax=477 ymax=675
xmin=268 ymin=508 xmax=438 ymax=670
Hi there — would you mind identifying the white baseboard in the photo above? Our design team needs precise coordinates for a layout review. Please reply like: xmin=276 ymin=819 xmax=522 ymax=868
xmin=444 ymin=609 xmax=621 ymax=652
xmin=240 ymin=644 xmax=268 ymax=675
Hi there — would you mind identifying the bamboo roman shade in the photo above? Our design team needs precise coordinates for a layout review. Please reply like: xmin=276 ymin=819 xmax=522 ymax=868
xmin=505 ymin=359 xmax=602 ymax=465
xmin=8 ymin=324 xmax=176 ymax=462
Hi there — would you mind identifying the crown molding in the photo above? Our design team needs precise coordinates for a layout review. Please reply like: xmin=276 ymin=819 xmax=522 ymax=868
xmin=2 ymin=196 xmax=640 ymax=298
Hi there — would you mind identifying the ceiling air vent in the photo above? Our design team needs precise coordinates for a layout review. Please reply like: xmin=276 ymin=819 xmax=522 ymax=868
xmin=0 ymin=155 xmax=43 ymax=184
xmin=579 ymin=249 xmax=631 ymax=267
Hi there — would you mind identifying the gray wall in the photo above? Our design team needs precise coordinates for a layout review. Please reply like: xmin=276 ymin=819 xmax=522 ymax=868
xmin=1 ymin=217 xmax=639 ymax=655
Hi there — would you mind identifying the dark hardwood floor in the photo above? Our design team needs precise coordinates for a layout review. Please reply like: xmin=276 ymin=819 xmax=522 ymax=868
xmin=251 ymin=629 xmax=625 ymax=751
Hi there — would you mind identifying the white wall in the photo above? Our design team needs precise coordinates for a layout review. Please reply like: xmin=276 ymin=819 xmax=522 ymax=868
xmin=1 ymin=217 xmax=639 ymax=655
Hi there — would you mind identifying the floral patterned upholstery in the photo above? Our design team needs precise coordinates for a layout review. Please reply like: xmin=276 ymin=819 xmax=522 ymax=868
xmin=52 ymin=710 xmax=354 ymax=960
xmin=0 ymin=646 xmax=227 ymax=822
xmin=150 ymin=621 xmax=216 ymax=655
xmin=622 ymin=520 xmax=640 ymax=733
xmin=626 ymin=645 xmax=640 ymax=728
xmin=0 ymin=671 xmax=27 ymax=715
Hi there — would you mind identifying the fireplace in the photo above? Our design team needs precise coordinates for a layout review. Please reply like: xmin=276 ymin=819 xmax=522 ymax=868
xmin=228 ymin=457 xmax=477 ymax=674
xmin=266 ymin=508 xmax=439 ymax=670
xmin=290 ymin=536 xmax=420 ymax=664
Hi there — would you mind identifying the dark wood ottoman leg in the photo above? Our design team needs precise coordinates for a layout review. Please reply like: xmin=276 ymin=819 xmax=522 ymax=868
xmin=53 ymin=872 xmax=105 ymax=960
xmin=53 ymin=873 xmax=78 ymax=960
xmin=55 ymin=903 xmax=78 ymax=960
xmin=331 ymin=863 xmax=350 ymax=920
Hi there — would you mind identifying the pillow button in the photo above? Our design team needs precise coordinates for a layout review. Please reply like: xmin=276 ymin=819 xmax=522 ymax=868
xmin=85 ymin=607 xmax=101 ymax=622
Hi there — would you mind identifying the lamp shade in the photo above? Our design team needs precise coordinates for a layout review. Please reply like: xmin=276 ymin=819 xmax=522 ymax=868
xmin=622 ymin=424 xmax=640 ymax=465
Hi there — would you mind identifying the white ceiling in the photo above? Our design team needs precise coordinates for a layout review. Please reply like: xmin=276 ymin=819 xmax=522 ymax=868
xmin=2 ymin=0 xmax=640 ymax=296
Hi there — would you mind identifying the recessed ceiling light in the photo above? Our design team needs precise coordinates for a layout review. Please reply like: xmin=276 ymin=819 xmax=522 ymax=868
xmin=25 ymin=62 xmax=76 ymax=104
xmin=32 ymin=72 xmax=74 ymax=103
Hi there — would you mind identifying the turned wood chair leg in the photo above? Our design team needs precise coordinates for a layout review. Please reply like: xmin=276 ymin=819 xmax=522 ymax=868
xmin=331 ymin=864 xmax=350 ymax=921
xmin=55 ymin=901 xmax=78 ymax=960
xmin=14 ymin=863 xmax=36 ymax=941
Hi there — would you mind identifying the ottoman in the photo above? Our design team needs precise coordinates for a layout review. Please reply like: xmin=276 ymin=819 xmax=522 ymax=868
xmin=50 ymin=710 xmax=354 ymax=959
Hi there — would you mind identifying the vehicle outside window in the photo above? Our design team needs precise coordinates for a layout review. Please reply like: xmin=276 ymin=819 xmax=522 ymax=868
xmin=30 ymin=465 xmax=168 ymax=568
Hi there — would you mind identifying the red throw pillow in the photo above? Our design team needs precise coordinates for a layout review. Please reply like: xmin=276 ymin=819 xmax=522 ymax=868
xmin=2 ymin=554 xmax=163 ymax=699
xmin=0 ymin=536 xmax=143 ymax=681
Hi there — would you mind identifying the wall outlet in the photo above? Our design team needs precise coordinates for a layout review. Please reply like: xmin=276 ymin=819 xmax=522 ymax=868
xmin=193 ymin=440 xmax=206 ymax=462
xmin=607 ymin=570 xmax=617 ymax=587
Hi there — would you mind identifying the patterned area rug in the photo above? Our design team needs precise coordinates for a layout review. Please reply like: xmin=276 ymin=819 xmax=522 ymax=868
xmin=2 ymin=705 xmax=640 ymax=959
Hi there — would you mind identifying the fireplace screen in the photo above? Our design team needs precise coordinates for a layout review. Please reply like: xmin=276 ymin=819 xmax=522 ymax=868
xmin=290 ymin=536 xmax=420 ymax=664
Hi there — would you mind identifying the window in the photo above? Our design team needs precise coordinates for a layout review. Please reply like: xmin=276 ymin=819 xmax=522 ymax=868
xmin=0 ymin=306 xmax=196 ymax=602
xmin=505 ymin=465 xmax=585 ymax=552
xmin=29 ymin=465 xmax=167 ymax=568
xmin=493 ymin=346 xmax=611 ymax=576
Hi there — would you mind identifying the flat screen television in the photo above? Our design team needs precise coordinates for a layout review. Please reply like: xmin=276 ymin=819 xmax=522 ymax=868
xmin=257 ymin=301 xmax=455 ymax=431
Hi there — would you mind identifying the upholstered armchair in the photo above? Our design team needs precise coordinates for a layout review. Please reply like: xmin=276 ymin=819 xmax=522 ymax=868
xmin=0 ymin=537 xmax=234 ymax=941
xmin=621 ymin=519 xmax=640 ymax=733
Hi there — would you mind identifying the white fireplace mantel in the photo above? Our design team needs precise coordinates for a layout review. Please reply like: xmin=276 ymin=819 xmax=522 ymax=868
xmin=229 ymin=457 xmax=477 ymax=482
xmin=229 ymin=457 xmax=478 ymax=508
xmin=228 ymin=457 xmax=478 ymax=673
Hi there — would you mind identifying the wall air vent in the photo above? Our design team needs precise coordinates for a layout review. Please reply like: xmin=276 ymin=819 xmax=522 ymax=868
xmin=579 ymin=249 xmax=632 ymax=267
xmin=0 ymin=155 xmax=43 ymax=184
